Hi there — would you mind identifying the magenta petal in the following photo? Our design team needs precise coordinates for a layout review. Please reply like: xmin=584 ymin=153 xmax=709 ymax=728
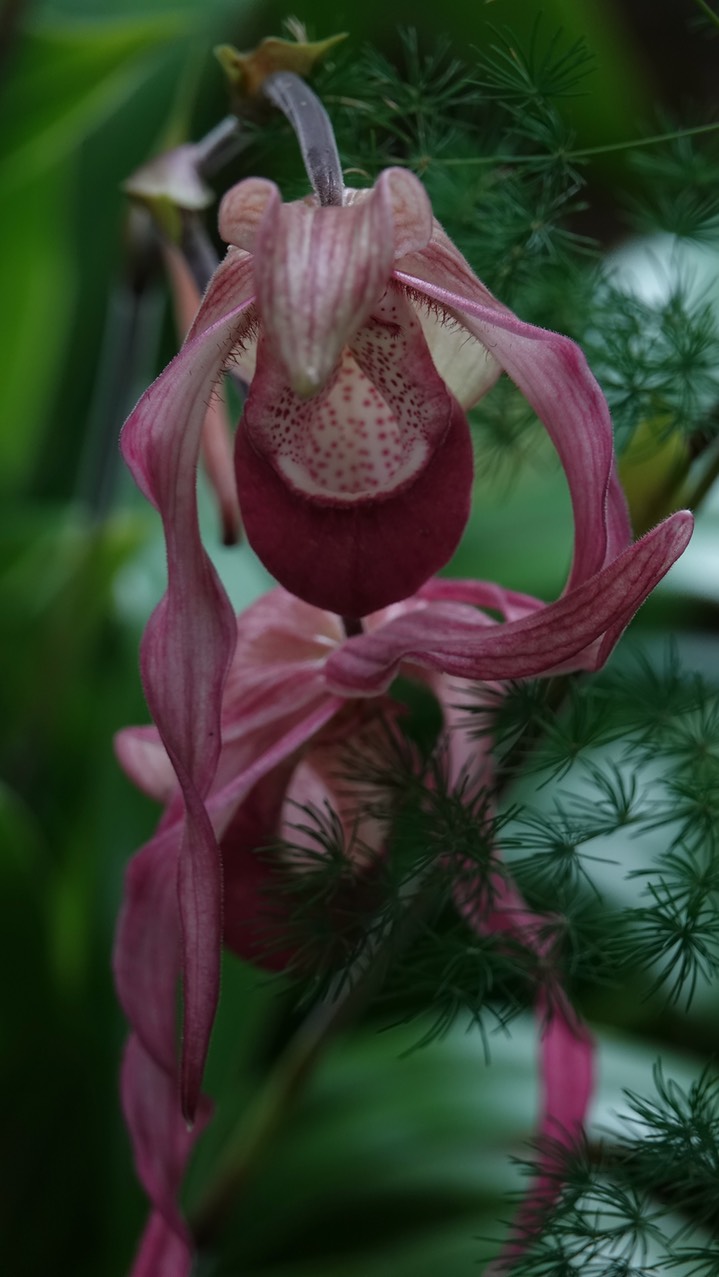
xmin=114 ymin=829 xmax=182 ymax=1074
xmin=121 ymin=1035 xmax=211 ymax=1241
xmin=236 ymin=393 xmax=473 ymax=617
xmin=417 ymin=577 xmax=545 ymax=623
xmin=326 ymin=512 xmax=693 ymax=692
xmin=208 ymin=697 xmax=345 ymax=829
xmin=128 ymin=1212 xmax=193 ymax=1277
xmin=538 ymin=994 xmax=594 ymax=1158
xmin=463 ymin=874 xmax=594 ymax=1268
xmin=115 ymin=726 xmax=176 ymax=804
xmin=492 ymin=999 xmax=594 ymax=1273
xmin=121 ymin=251 xmax=256 ymax=1118
xmin=220 ymin=763 xmax=297 ymax=967
xmin=176 ymin=795 xmax=223 ymax=1121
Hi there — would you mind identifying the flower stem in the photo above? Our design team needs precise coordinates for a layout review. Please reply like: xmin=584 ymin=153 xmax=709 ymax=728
xmin=261 ymin=70 xmax=344 ymax=206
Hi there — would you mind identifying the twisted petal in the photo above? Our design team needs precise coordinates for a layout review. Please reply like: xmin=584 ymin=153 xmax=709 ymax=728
xmin=487 ymin=999 xmax=594 ymax=1273
xmin=325 ymin=513 xmax=693 ymax=693
xmin=120 ymin=250 xmax=255 ymax=1118
xmin=114 ymin=828 xmax=182 ymax=1074
xmin=128 ymin=1212 xmax=192 ymax=1277
xmin=122 ymin=1035 xmax=211 ymax=1276
xmin=462 ymin=868 xmax=594 ymax=1270
xmin=481 ymin=879 xmax=594 ymax=1270
xmin=396 ymin=226 xmax=633 ymax=586
xmin=163 ymin=242 xmax=243 ymax=544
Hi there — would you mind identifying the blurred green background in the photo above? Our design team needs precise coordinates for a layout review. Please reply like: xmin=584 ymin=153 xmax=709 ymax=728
xmin=2 ymin=1 xmax=719 ymax=1275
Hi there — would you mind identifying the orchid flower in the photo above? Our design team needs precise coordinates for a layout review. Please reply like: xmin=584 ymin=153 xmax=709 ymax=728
xmin=119 ymin=158 xmax=691 ymax=1129
xmin=124 ymin=163 xmax=636 ymax=619
xmin=117 ymin=542 xmax=691 ymax=1272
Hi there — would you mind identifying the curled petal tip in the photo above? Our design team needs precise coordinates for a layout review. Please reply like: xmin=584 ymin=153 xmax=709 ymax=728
xmin=219 ymin=176 xmax=277 ymax=251
xmin=674 ymin=508 xmax=695 ymax=537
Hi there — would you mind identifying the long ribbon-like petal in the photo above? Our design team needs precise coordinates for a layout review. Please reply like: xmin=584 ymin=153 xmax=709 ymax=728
xmin=480 ymin=882 xmax=594 ymax=1271
xmin=162 ymin=242 xmax=243 ymax=544
xmin=122 ymin=1035 xmax=210 ymax=1237
xmin=121 ymin=251 xmax=255 ymax=1118
xmin=128 ymin=1211 xmax=193 ymax=1277
xmin=326 ymin=513 xmax=693 ymax=693
xmin=122 ymin=1034 xmax=211 ymax=1276
xmin=396 ymin=229 xmax=632 ymax=588
xmin=115 ymin=698 xmax=342 ymax=1067
xmin=114 ymin=828 xmax=182 ymax=1075
xmin=454 ymin=783 xmax=593 ymax=1268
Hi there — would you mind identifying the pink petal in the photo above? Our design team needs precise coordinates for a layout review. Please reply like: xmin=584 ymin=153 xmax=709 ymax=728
xmin=174 ymin=795 xmax=223 ymax=1121
xmin=121 ymin=1036 xmax=204 ymax=1235
xmin=363 ymin=167 xmax=434 ymax=259
xmin=115 ymin=698 xmax=342 ymax=1083
xmin=417 ymin=577 xmax=545 ymax=623
xmin=128 ymin=1212 xmax=193 ymax=1277
xmin=459 ymin=863 xmax=594 ymax=1269
xmin=115 ymin=726 xmax=176 ymax=804
xmin=326 ymin=512 xmax=693 ymax=692
xmin=490 ymin=998 xmax=594 ymax=1272
xmin=395 ymin=231 xmax=633 ymax=588
xmin=218 ymin=176 xmax=276 ymax=249
xmin=280 ymin=719 xmax=391 ymax=873
xmin=121 ymin=250 xmax=255 ymax=1118
xmin=114 ymin=828 xmax=182 ymax=1073
xmin=203 ymin=591 xmax=341 ymax=768
xmin=208 ymin=697 xmax=345 ymax=832
xmin=401 ymin=222 xmax=502 ymax=311
xmin=164 ymin=226 xmax=244 ymax=545
xmin=538 ymin=992 xmax=594 ymax=1159
xmin=228 ymin=587 xmax=342 ymax=671
xmin=222 ymin=703 xmax=397 ymax=968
